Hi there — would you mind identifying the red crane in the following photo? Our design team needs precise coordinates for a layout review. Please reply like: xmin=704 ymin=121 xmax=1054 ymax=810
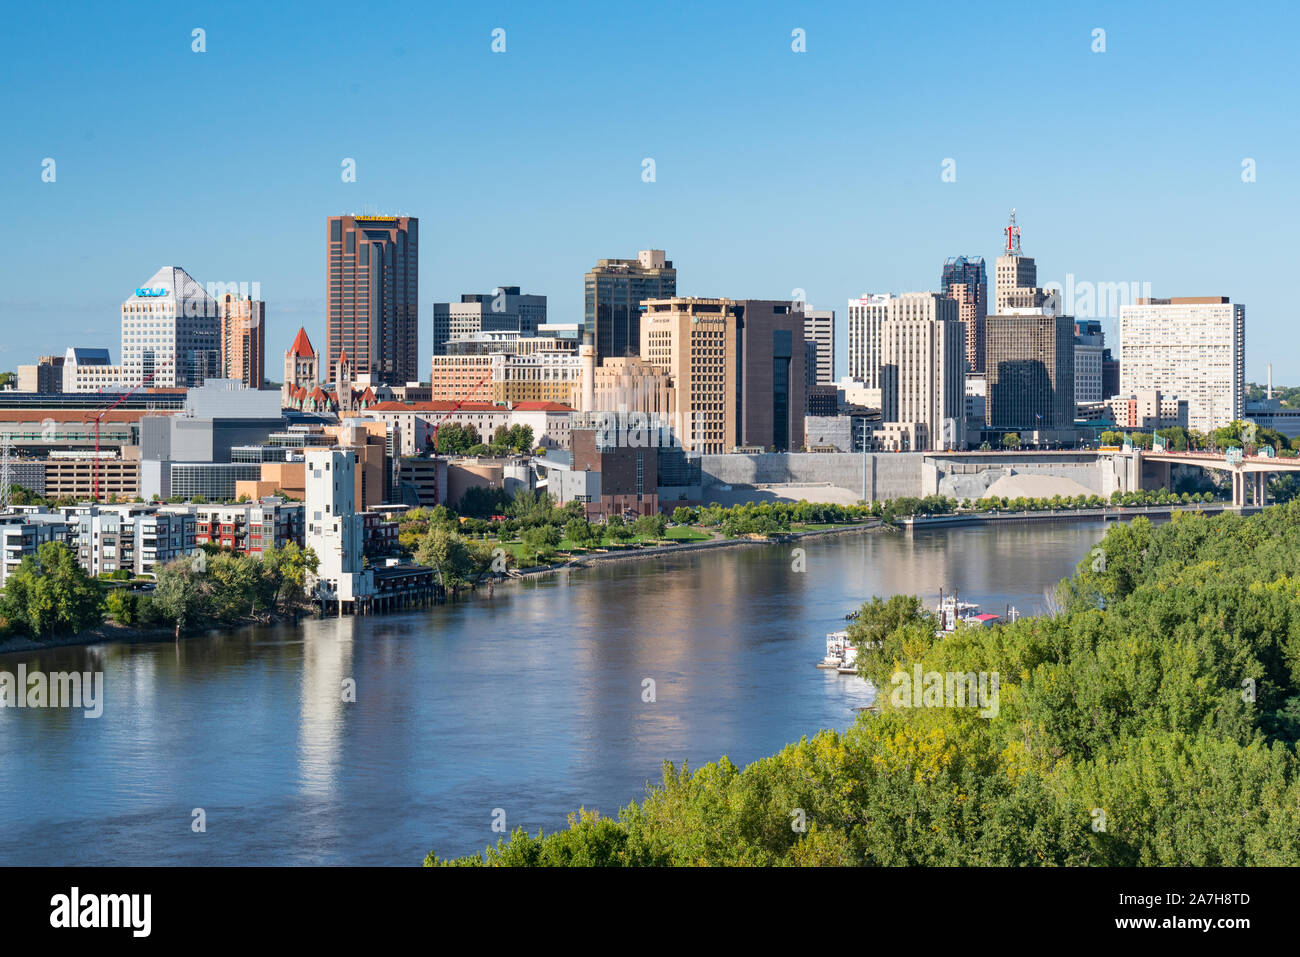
xmin=431 ymin=373 xmax=492 ymax=452
xmin=82 ymin=375 xmax=152 ymax=501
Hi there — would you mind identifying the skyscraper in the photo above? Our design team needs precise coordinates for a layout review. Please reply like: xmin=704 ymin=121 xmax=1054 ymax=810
xmin=641 ymin=297 xmax=738 ymax=453
xmin=219 ymin=294 xmax=266 ymax=390
xmin=326 ymin=215 xmax=418 ymax=385
xmin=734 ymin=299 xmax=808 ymax=452
xmin=639 ymin=297 xmax=807 ymax=452
xmin=846 ymin=293 xmax=894 ymax=389
xmin=941 ymin=256 xmax=987 ymax=373
xmin=1118 ymin=296 xmax=1245 ymax=432
xmin=120 ymin=266 xmax=220 ymax=388
xmin=878 ymin=293 xmax=966 ymax=451
xmin=585 ymin=250 xmax=676 ymax=361
xmin=985 ymin=309 xmax=1076 ymax=432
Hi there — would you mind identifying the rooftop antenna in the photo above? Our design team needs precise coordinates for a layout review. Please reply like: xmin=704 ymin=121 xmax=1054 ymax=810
xmin=1005 ymin=209 xmax=1022 ymax=255
xmin=1268 ymin=363 xmax=1273 ymax=400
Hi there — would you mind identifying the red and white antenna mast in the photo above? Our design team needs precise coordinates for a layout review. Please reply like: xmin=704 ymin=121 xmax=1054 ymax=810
xmin=1004 ymin=208 xmax=1022 ymax=255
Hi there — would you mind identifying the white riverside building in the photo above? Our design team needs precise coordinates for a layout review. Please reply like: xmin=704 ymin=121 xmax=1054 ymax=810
xmin=304 ymin=447 xmax=373 ymax=612
xmin=1118 ymin=296 xmax=1245 ymax=433
xmin=120 ymin=266 xmax=221 ymax=388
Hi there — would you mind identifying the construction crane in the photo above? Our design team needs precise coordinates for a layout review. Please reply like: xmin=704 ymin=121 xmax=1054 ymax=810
xmin=431 ymin=373 xmax=492 ymax=453
xmin=83 ymin=375 xmax=153 ymax=501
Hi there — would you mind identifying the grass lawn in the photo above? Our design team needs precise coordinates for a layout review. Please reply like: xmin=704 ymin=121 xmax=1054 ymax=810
xmin=661 ymin=526 xmax=713 ymax=542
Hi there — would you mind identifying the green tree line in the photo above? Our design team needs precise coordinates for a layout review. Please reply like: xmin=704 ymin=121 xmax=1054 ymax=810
xmin=0 ymin=541 xmax=318 ymax=641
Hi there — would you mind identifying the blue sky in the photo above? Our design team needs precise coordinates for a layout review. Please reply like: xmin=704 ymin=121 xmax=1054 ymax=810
xmin=3 ymin=0 xmax=1297 ymax=381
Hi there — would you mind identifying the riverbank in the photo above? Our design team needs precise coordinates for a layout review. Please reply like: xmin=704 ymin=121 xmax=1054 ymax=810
xmin=0 ymin=611 xmax=314 ymax=658
xmin=899 ymin=502 xmax=1256 ymax=529
xmin=0 ymin=621 xmax=177 ymax=656
xmin=502 ymin=520 xmax=888 ymax=580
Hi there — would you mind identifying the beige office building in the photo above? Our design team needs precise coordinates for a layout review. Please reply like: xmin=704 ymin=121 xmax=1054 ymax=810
xmin=1118 ymin=296 xmax=1245 ymax=433
xmin=878 ymin=293 xmax=966 ymax=451
xmin=641 ymin=298 xmax=739 ymax=453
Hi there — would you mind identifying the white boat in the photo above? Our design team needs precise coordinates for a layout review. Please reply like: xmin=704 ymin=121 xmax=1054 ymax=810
xmin=836 ymin=645 xmax=859 ymax=675
xmin=935 ymin=590 xmax=1018 ymax=634
xmin=819 ymin=629 xmax=852 ymax=669
xmin=936 ymin=590 xmax=982 ymax=633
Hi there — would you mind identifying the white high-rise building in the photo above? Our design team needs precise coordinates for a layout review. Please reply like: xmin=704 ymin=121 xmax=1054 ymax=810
xmin=846 ymin=294 xmax=894 ymax=389
xmin=1119 ymin=297 xmax=1245 ymax=433
xmin=878 ymin=293 xmax=966 ymax=452
xmin=120 ymin=266 xmax=220 ymax=388
xmin=305 ymin=448 xmax=373 ymax=611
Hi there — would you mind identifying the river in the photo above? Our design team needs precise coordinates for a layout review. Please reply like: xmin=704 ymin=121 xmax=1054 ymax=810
xmin=0 ymin=521 xmax=1108 ymax=865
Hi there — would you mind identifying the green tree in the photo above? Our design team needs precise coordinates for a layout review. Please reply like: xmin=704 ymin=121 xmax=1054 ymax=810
xmin=520 ymin=525 xmax=560 ymax=564
xmin=104 ymin=588 xmax=138 ymax=626
xmin=605 ymin=515 xmax=634 ymax=543
xmin=0 ymin=542 xmax=103 ymax=638
xmin=564 ymin=518 xmax=596 ymax=548
xmin=416 ymin=526 xmax=475 ymax=590
xmin=150 ymin=557 xmax=209 ymax=638
xmin=633 ymin=512 xmax=668 ymax=541
xmin=1002 ymin=432 xmax=1021 ymax=449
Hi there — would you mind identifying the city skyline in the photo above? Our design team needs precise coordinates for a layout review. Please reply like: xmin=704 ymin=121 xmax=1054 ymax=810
xmin=4 ymin=2 xmax=1294 ymax=381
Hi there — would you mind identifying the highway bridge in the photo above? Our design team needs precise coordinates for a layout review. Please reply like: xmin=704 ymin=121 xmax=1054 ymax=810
xmin=1117 ymin=449 xmax=1300 ymax=507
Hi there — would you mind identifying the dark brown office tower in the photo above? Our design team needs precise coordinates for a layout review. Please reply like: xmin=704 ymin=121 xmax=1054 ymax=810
xmin=734 ymin=299 xmax=808 ymax=452
xmin=326 ymin=215 xmax=418 ymax=385
xmin=985 ymin=312 xmax=1075 ymax=431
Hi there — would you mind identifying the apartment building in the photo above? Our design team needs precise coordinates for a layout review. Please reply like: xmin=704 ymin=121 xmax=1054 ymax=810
xmin=72 ymin=505 xmax=195 ymax=577
xmin=193 ymin=500 xmax=305 ymax=557
xmin=1119 ymin=296 xmax=1245 ymax=433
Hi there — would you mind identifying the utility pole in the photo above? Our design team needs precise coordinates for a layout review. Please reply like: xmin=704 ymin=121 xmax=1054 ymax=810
xmin=860 ymin=419 xmax=870 ymax=503
xmin=0 ymin=432 xmax=12 ymax=512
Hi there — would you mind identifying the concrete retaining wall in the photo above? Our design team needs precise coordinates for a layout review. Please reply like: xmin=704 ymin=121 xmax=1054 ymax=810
xmin=924 ymin=452 xmax=1107 ymax=497
xmin=697 ymin=450 xmax=1133 ymax=503
xmin=700 ymin=452 xmax=924 ymax=502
